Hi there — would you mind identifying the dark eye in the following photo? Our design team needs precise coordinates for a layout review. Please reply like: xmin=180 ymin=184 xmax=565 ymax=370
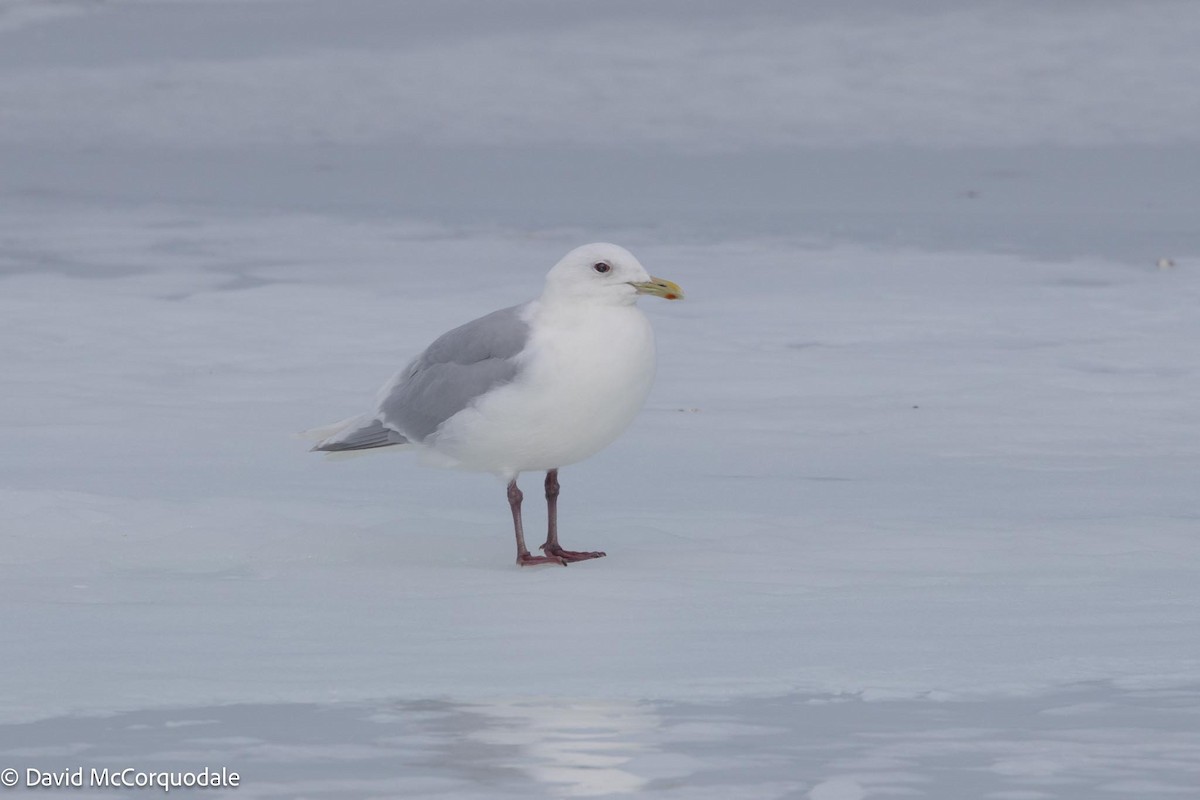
xmin=592 ymin=261 xmax=611 ymax=274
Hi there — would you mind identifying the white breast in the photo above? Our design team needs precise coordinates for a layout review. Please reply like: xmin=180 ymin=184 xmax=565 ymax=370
xmin=428 ymin=302 xmax=657 ymax=477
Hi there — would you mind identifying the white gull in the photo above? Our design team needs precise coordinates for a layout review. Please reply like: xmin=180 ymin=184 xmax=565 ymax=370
xmin=310 ymin=243 xmax=684 ymax=566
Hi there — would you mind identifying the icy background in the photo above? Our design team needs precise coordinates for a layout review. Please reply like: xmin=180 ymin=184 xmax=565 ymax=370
xmin=1 ymin=1 xmax=1199 ymax=797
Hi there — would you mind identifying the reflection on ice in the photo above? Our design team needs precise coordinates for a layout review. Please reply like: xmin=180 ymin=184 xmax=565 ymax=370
xmin=0 ymin=684 xmax=1197 ymax=799
xmin=468 ymin=701 xmax=659 ymax=796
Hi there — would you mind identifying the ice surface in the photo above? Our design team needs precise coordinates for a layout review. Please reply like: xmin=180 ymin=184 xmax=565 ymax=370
xmin=2 ymin=1 xmax=1199 ymax=797
xmin=3 ymin=211 xmax=1199 ymax=720
xmin=3 ymin=1 xmax=1199 ymax=149
xmin=1 ymin=685 xmax=1198 ymax=798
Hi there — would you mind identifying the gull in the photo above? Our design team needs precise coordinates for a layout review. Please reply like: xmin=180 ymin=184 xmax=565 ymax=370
xmin=310 ymin=243 xmax=684 ymax=566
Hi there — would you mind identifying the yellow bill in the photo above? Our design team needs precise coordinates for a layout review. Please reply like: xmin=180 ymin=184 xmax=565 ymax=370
xmin=631 ymin=276 xmax=685 ymax=300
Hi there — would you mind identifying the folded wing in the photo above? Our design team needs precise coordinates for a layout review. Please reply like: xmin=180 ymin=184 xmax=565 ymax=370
xmin=311 ymin=303 xmax=532 ymax=453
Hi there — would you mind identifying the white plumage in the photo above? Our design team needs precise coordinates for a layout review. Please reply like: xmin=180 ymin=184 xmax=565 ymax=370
xmin=430 ymin=294 xmax=657 ymax=477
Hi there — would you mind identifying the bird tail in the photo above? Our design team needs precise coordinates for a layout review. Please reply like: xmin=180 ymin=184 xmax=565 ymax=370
xmin=303 ymin=414 xmax=411 ymax=456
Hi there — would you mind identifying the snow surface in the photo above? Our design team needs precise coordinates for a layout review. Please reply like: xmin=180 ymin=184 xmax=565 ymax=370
xmin=2 ymin=1 xmax=1199 ymax=797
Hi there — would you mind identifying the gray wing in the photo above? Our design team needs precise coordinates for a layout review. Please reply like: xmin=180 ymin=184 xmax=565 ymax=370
xmin=378 ymin=303 xmax=531 ymax=442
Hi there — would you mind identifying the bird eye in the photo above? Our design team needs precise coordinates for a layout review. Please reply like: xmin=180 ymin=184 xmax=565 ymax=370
xmin=592 ymin=262 xmax=611 ymax=274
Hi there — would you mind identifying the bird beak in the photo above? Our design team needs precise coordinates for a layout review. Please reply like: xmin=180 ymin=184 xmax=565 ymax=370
xmin=631 ymin=276 xmax=685 ymax=300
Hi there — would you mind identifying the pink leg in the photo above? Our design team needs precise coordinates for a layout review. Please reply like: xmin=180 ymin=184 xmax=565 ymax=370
xmin=540 ymin=470 xmax=606 ymax=562
xmin=510 ymin=479 xmax=566 ymax=566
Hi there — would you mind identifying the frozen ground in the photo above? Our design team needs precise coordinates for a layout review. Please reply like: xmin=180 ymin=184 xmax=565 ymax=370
xmin=4 ymin=685 xmax=1200 ymax=799
xmin=2 ymin=1 xmax=1199 ymax=798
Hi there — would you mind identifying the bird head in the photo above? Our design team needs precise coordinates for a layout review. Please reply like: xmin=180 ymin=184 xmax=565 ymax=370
xmin=542 ymin=243 xmax=685 ymax=306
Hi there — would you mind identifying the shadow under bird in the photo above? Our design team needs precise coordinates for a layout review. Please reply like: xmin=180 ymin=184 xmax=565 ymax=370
xmin=309 ymin=243 xmax=684 ymax=566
